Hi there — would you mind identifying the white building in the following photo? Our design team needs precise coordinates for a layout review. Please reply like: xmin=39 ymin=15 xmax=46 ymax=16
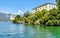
xmin=33 ymin=3 xmax=57 ymax=13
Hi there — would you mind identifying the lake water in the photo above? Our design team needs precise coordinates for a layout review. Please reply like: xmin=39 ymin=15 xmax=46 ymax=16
xmin=0 ymin=22 xmax=60 ymax=38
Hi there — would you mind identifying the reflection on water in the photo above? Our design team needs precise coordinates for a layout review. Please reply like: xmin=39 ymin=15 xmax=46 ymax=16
xmin=0 ymin=22 xmax=60 ymax=38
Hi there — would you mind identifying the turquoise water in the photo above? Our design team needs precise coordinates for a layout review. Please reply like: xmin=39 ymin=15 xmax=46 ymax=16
xmin=0 ymin=22 xmax=60 ymax=38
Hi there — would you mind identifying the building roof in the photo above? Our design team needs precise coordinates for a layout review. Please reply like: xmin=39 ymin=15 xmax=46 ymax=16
xmin=33 ymin=3 xmax=56 ymax=10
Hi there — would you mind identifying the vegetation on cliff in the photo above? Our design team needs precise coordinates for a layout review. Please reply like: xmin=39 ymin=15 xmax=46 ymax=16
xmin=12 ymin=8 xmax=60 ymax=25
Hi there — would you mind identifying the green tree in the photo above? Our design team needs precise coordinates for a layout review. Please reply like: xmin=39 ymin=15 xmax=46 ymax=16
xmin=24 ymin=10 xmax=32 ymax=18
xmin=12 ymin=15 xmax=20 ymax=23
xmin=56 ymin=0 xmax=60 ymax=10
xmin=15 ymin=15 xmax=20 ymax=19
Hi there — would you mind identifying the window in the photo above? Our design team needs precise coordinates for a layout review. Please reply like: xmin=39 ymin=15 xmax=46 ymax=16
xmin=45 ymin=5 xmax=47 ymax=8
xmin=49 ymin=5 xmax=51 ymax=7
xmin=35 ymin=9 xmax=37 ymax=11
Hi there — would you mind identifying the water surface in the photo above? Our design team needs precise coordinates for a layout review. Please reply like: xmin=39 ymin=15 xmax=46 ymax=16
xmin=0 ymin=22 xmax=60 ymax=38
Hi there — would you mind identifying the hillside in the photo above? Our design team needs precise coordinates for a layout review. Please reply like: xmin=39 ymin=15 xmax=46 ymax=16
xmin=0 ymin=12 xmax=11 ymax=21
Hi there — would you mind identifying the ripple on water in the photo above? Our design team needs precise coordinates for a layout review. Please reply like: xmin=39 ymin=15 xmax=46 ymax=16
xmin=0 ymin=22 xmax=59 ymax=38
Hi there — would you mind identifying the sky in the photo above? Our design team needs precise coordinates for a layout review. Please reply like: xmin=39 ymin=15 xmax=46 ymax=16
xmin=0 ymin=0 xmax=56 ymax=15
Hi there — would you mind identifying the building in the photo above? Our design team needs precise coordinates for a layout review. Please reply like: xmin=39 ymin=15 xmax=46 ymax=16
xmin=33 ymin=3 xmax=57 ymax=13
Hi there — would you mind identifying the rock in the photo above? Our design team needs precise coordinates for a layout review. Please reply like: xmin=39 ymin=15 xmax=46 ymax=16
xmin=34 ymin=20 xmax=40 ymax=25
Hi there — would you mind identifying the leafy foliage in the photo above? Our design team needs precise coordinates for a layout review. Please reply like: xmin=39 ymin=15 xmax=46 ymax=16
xmin=29 ymin=8 xmax=60 ymax=25
xmin=56 ymin=0 xmax=60 ymax=10
xmin=23 ymin=10 xmax=32 ymax=18
xmin=12 ymin=15 xmax=20 ymax=23
xmin=12 ymin=8 xmax=60 ymax=25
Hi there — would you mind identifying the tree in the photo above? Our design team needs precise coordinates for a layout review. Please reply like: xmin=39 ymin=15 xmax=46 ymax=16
xmin=12 ymin=15 xmax=20 ymax=23
xmin=56 ymin=0 xmax=60 ymax=10
xmin=15 ymin=15 xmax=20 ymax=19
xmin=23 ymin=10 xmax=31 ymax=18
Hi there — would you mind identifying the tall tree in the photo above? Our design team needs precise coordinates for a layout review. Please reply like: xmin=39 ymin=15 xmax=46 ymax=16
xmin=24 ymin=10 xmax=31 ymax=18
xmin=56 ymin=0 xmax=60 ymax=10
